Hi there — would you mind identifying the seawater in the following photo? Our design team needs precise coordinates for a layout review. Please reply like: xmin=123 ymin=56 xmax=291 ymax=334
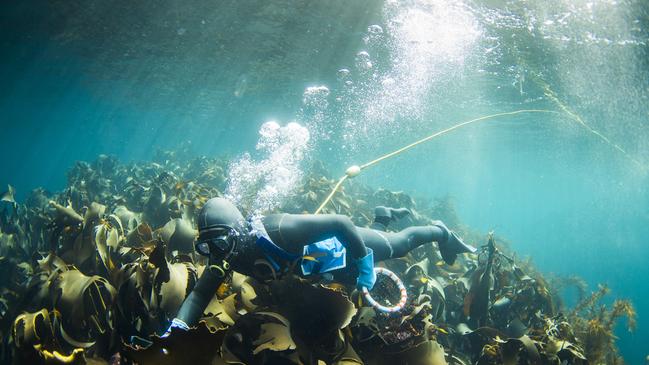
xmin=1 ymin=0 xmax=648 ymax=362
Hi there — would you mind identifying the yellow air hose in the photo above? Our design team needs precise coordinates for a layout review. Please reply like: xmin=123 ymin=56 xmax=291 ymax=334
xmin=515 ymin=51 xmax=645 ymax=172
xmin=313 ymin=109 xmax=558 ymax=214
xmin=535 ymin=77 xmax=646 ymax=171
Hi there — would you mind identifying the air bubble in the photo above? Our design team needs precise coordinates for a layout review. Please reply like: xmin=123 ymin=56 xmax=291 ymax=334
xmin=226 ymin=122 xmax=310 ymax=214
xmin=368 ymin=25 xmax=384 ymax=34
xmin=337 ymin=68 xmax=351 ymax=81
xmin=364 ymin=24 xmax=385 ymax=45
xmin=381 ymin=77 xmax=395 ymax=87
xmin=259 ymin=121 xmax=281 ymax=139
xmin=302 ymin=86 xmax=330 ymax=107
xmin=355 ymin=51 xmax=373 ymax=71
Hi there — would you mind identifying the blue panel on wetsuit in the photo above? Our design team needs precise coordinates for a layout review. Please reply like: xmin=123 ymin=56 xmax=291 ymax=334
xmin=301 ymin=236 xmax=347 ymax=275
xmin=251 ymin=216 xmax=300 ymax=272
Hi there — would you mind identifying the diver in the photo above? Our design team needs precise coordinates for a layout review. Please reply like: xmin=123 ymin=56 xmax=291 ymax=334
xmin=167 ymin=197 xmax=475 ymax=332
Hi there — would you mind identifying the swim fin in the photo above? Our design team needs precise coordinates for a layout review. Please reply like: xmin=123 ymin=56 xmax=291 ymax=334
xmin=434 ymin=222 xmax=476 ymax=265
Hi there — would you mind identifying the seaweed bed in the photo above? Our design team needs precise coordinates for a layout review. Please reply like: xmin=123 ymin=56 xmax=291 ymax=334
xmin=0 ymin=152 xmax=637 ymax=365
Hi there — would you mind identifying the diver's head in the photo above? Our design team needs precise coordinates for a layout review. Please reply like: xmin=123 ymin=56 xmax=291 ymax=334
xmin=194 ymin=197 xmax=245 ymax=261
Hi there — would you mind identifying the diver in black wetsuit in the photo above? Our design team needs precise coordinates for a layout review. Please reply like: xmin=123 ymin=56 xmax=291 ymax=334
xmin=168 ymin=197 xmax=475 ymax=332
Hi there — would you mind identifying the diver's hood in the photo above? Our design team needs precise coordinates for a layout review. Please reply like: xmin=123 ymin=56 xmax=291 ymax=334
xmin=197 ymin=197 xmax=246 ymax=234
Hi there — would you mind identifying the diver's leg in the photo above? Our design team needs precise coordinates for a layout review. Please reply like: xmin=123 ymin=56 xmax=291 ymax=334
xmin=357 ymin=226 xmax=443 ymax=261
xmin=357 ymin=223 xmax=475 ymax=264
xmin=356 ymin=227 xmax=394 ymax=260
xmin=369 ymin=206 xmax=411 ymax=231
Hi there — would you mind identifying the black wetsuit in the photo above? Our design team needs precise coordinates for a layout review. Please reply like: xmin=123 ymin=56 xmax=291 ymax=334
xmin=175 ymin=213 xmax=447 ymax=326
xmin=263 ymin=214 xmax=444 ymax=263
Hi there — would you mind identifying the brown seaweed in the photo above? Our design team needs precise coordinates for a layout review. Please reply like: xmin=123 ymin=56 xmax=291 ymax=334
xmin=0 ymin=153 xmax=637 ymax=365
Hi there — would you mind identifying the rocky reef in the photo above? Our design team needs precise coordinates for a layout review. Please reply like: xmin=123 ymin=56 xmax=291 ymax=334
xmin=0 ymin=153 xmax=636 ymax=364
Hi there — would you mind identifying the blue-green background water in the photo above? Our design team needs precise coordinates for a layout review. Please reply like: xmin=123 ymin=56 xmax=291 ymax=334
xmin=2 ymin=0 xmax=648 ymax=362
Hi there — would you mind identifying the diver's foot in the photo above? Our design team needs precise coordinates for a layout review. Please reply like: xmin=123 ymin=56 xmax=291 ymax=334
xmin=433 ymin=222 xmax=476 ymax=265
xmin=374 ymin=206 xmax=411 ymax=225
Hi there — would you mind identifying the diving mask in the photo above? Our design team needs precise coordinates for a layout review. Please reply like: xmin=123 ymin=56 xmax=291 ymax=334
xmin=195 ymin=224 xmax=238 ymax=258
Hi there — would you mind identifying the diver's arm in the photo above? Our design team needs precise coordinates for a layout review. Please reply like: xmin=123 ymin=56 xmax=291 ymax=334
xmin=174 ymin=266 xmax=228 ymax=327
xmin=271 ymin=214 xmax=368 ymax=259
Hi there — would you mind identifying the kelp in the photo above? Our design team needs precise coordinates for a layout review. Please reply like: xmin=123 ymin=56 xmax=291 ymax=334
xmin=0 ymin=153 xmax=637 ymax=364
xmin=463 ymin=233 xmax=496 ymax=327
xmin=156 ymin=218 xmax=198 ymax=254
xmin=123 ymin=321 xmax=227 ymax=365
xmin=565 ymin=285 xmax=636 ymax=364
xmin=148 ymin=240 xmax=198 ymax=317
xmin=1 ymin=185 xmax=17 ymax=211
xmin=221 ymin=311 xmax=297 ymax=363
xmin=48 ymin=267 xmax=116 ymax=345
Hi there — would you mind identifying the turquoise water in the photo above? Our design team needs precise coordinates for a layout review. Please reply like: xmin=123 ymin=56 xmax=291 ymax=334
xmin=2 ymin=0 xmax=648 ymax=362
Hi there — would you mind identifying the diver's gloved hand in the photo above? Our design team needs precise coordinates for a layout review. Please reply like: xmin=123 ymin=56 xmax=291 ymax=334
xmin=433 ymin=221 xmax=477 ymax=265
xmin=161 ymin=318 xmax=190 ymax=338
xmin=355 ymin=248 xmax=376 ymax=291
